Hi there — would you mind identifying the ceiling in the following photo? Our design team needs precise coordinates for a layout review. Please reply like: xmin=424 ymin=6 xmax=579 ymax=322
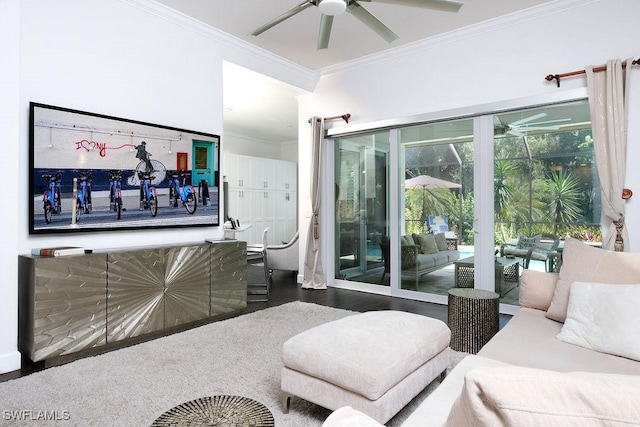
xmin=153 ymin=0 xmax=558 ymax=144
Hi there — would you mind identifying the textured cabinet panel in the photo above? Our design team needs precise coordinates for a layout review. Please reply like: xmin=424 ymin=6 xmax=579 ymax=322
xmin=19 ymin=240 xmax=247 ymax=364
xmin=107 ymin=249 xmax=165 ymax=342
xmin=19 ymin=254 xmax=107 ymax=362
xmin=164 ymin=245 xmax=211 ymax=327
xmin=210 ymin=240 xmax=247 ymax=315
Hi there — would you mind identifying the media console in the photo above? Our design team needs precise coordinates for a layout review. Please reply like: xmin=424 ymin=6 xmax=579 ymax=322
xmin=18 ymin=240 xmax=247 ymax=366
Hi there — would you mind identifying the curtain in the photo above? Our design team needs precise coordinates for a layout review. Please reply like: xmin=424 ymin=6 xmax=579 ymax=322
xmin=302 ymin=117 xmax=327 ymax=289
xmin=586 ymin=59 xmax=632 ymax=251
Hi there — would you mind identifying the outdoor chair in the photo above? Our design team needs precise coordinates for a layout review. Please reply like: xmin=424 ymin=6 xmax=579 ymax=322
xmin=500 ymin=233 xmax=560 ymax=270
xmin=427 ymin=216 xmax=457 ymax=239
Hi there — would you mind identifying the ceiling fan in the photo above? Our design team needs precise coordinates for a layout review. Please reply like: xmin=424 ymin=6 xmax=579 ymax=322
xmin=250 ymin=0 xmax=464 ymax=50
xmin=494 ymin=113 xmax=572 ymax=138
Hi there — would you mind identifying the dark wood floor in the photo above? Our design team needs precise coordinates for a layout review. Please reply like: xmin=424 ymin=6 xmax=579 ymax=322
xmin=0 ymin=266 xmax=511 ymax=383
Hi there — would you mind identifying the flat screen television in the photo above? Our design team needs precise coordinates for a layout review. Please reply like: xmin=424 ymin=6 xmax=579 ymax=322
xmin=29 ymin=102 xmax=220 ymax=234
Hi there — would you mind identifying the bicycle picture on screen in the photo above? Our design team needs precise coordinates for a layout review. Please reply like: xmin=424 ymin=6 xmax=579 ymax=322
xmin=167 ymin=170 xmax=197 ymax=214
xmin=138 ymin=170 xmax=158 ymax=217
xmin=108 ymin=170 xmax=124 ymax=220
xmin=41 ymin=171 xmax=62 ymax=224
xmin=74 ymin=170 xmax=93 ymax=220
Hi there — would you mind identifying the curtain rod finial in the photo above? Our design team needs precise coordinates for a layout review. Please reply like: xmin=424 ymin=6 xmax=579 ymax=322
xmin=545 ymin=74 xmax=560 ymax=87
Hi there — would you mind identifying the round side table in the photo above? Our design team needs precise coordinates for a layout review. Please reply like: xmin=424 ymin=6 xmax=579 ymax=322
xmin=447 ymin=288 xmax=499 ymax=354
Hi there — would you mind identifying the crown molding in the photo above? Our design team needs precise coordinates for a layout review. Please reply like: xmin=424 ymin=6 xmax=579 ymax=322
xmin=319 ymin=0 xmax=599 ymax=75
xmin=119 ymin=0 xmax=320 ymax=90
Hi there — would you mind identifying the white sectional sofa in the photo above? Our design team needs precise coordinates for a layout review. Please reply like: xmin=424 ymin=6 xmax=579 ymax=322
xmin=324 ymin=237 xmax=640 ymax=426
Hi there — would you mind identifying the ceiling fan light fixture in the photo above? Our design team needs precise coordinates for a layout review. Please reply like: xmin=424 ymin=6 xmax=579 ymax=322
xmin=318 ymin=0 xmax=347 ymax=16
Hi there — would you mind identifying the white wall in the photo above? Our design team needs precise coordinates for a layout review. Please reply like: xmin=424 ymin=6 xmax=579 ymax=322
xmin=0 ymin=0 xmax=21 ymax=375
xmin=299 ymin=0 xmax=640 ymax=285
xmin=19 ymin=0 xmax=225 ymax=252
xmin=0 ymin=0 xmax=314 ymax=374
xmin=223 ymin=133 xmax=297 ymax=161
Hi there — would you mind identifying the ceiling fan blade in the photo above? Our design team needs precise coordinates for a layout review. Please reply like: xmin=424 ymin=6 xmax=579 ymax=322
xmin=317 ymin=14 xmax=334 ymax=49
xmin=360 ymin=0 xmax=463 ymax=13
xmin=508 ymin=130 xmax=526 ymax=138
xmin=515 ymin=126 xmax=561 ymax=131
xmin=521 ymin=118 xmax=572 ymax=126
xmin=250 ymin=1 xmax=314 ymax=36
xmin=509 ymin=113 xmax=547 ymax=127
xmin=347 ymin=2 xmax=398 ymax=43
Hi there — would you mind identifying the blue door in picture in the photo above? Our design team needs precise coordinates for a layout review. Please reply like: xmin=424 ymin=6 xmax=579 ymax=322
xmin=192 ymin=140 xmax=214 ymax=186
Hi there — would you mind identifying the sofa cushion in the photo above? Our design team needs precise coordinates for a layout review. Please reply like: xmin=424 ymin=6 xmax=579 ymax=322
xmin=519 ymin=269 xmax=558 ymax=311
xmin=515 ymin=234 xmax=540 ymax=250
xmin=445 ymin=366 xmax=640 ymax=427
xmin=478 ymin=307 xmax=640 ymax=375
xmin=434 ymin=233 xmax=448 ymax=251
xmin=557 ymin=282 xmax=640 ymax=362
xmin=546 ymin=237 xmax=640 ymax=322
xmin=414 ymin=254 xmax=437 ymax=270
xmin=414 ymin=233 xmax=439 ymax=254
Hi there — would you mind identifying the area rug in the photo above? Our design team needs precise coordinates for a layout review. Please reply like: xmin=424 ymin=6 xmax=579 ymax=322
xmin=0 ymin=302 xmax=463 ymax=426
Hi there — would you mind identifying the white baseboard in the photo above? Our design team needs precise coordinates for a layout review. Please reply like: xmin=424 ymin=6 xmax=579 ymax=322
xmin=0 ymin=350 xmax=21 ymax=374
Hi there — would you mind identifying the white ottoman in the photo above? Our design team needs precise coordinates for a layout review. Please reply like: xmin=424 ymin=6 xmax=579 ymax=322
xmin=281 ymin=310 xmax=451 ymax=424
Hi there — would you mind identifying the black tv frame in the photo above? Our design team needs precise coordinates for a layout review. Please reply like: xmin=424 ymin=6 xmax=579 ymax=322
xmin=29 ymin=102 xmax=220 ymax=235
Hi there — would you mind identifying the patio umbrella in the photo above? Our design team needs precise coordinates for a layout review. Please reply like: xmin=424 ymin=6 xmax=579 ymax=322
xmin=405 ymin=174 xmax=461 ymax=190
xmin=405 ymin=175 xmax=461 ymax=233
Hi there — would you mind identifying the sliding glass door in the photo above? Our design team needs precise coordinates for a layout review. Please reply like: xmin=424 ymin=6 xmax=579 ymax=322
xmin=493 ymin=100 xmax=600 ymax=303
xmin=398 ymin=119 xmax=474 ymax=294
xmin=330 ymin=98 xmax=599 ymax=309
xmin=335 ymin=132 xmax=390 ymax=282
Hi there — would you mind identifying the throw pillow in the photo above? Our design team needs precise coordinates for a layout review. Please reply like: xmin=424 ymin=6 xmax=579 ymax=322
xmin=557 ymin=282 xmax=640 ymax=362
xmin=518 ymin=269 xmax=559 ymax=311
xmin=404 ymin=234 xmax=416 ymax=246
xmin=414 ymin=233 xmax=439 ymax=254
xmin=445 ymin=366 xmax=640 ymax=427
xmin=434 ymin=232 xmax=448 ymax=251
xmin=515 ymin=234 xmax=540 ymax=250
xmin=546 ymin=237 xmax=640 ymax=322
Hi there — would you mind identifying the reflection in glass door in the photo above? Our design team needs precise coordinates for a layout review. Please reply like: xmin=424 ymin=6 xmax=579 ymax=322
xmin=335 ymin=132 xmax=389 ymax=282
xmin=493 ymin=100 xmax=597 ymax=305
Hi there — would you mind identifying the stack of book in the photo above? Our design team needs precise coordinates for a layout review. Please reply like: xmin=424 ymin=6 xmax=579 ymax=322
xmin=31 ymin=246 xmax=86 ymax=257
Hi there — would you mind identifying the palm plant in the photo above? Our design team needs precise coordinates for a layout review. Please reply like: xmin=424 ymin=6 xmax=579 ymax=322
xmin=494 ymin=161 xmax=516 ymax=242
xmin=549 ymin=170 xmax=582 ymax=235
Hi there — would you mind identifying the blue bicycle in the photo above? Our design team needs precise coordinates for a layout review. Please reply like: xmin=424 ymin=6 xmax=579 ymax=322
xmin=108 ymin=170 xmax=124 ymax=220
xmin=138 ymin=170 xmax=158 ymax=217
xmin=167 ymin=170 xmax=197 ymax=214
xmin=74 ymin=170 xmax=93 ymax=220
xmin=41 ymin=171 xmax=62 ymax=224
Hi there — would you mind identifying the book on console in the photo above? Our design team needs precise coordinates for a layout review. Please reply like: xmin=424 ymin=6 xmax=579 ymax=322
xmin=31 ymin=246 xmax=86 ymax=257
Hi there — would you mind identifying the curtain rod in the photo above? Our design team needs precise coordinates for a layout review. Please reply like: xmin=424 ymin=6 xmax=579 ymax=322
xmin=545 ymin=58 xmax=639 ymax=87
xmin=308 ymin=113 xmax=351 ymax=124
